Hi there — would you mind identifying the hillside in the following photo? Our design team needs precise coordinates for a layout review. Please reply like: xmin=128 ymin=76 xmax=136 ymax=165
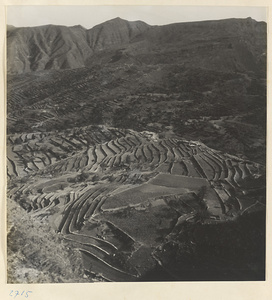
xmin=7 ymin=125 xmax=265 ymax=281
xmin=6 ymin=17 xmax=266 ymax=282
xmin=7 ymin=18 xmax=150 ymax=74
xmin=7 ymin=17 xmax=266 ymax=75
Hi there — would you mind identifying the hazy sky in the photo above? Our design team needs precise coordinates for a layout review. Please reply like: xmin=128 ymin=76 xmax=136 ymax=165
xmin=7 ymin=6 xmax=267 ymax=29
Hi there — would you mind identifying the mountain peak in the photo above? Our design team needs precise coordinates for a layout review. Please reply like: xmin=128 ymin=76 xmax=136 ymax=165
xmin=70 ymin=24 xmax=87 ymax=30
xmin=87 ymin=17 xmax=150 ymax=51
xmin=111 ymin=17 xmax=124 ymax=21
xmin=93 ymin=16 xmax=149 ymax=28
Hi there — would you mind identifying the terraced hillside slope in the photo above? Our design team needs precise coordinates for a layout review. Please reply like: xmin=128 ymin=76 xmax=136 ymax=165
xmin=7 ymin=17 xmax=266 ymax=163
xmin=7 ymin=17 xmax=266 ymax=282
xmin=7 ymin=126 xmax=265 ymax=281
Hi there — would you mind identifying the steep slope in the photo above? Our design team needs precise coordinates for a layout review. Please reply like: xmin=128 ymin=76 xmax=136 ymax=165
xmin=122 ymin=17 xmax=266 ymax=74
xmin=7 ymin=17 xmax=266 ymax=75
xmin=86 ymin=17 xmax=150 ymax=50
xmin=7 ymin=24 xmax=92 ymax=73
xmin=7 ymin=18 xmax=150 ymax=74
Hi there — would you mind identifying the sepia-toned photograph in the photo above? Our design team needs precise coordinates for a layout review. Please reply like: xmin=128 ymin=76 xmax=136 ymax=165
xmin=6 ymin=5 xmax=267 ymax=284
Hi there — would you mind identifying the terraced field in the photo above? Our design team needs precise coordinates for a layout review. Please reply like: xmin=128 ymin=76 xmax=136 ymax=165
xmin=6 ymin=16 xmax=267 ymax=283
xmin=7 ymin=125 xmax=265 ymax=281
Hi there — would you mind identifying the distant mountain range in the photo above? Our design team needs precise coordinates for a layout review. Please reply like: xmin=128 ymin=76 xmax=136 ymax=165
xmin=7 ymin=17 xmax=266 ymax=75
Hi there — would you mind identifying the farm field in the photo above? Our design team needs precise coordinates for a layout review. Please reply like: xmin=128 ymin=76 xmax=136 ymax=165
xmin=7 ymin=125 xmax=265 ymax=281
xmin=6 ymin=16 xmax=266 ymax=282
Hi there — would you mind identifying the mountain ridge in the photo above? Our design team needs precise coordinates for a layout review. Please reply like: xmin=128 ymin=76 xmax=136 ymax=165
xmin=7 ymin=16 xmax=265 ymax=30
xmin=7 ymin=17 xmax=266 ymax=74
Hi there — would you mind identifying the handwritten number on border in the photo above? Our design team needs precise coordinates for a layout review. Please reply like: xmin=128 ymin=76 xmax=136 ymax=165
xmin=9 ymin=291 xmax=33 ymax=298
